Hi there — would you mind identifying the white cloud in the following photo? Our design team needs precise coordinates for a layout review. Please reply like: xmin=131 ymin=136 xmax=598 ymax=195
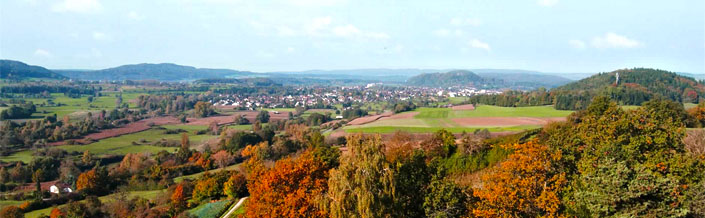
xmin=537 ymin=0 xmax=559 ymax=7
xmin=34 ymin=49 xmax=52 ymax=58
xmin=92 ymin=32 xmax=111 ymax=41
xmin=263 ymin=17 xmax=388 ymax=40
xmin=468 ymin=39 xmax=491 ymax=51
xmin=450 ymin=18 xmax=482 ymax=27
xmin=127 ymin=11 xmax=144 ymax=21
xmin=569 ymin=39 xmax=586 ymax=49
xmin=305 ymin=16 xmax=333 ymax=35
xmin=52 ymin=0 xmax=103 ymax=13
xmin=286 ymin=47 xmax=296 ymax=53
xmin=591 ymin=32 xmax=641 ymax=48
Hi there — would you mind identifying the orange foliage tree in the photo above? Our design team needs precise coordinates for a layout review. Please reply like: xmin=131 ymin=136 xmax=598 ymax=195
xmin=472 ymin=140 xmax=566 ymax=217
xmin=171 ymin=184 xmax=187 ymax=211
xmin=49 ymin=207 xmax=64 ymax=218
xmin=245 ymin=151 xmax=330 ymax=218
xmin=76 ymin=169 xmax=98 ymax=192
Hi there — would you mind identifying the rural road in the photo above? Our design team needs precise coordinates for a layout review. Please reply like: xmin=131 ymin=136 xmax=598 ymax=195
xmin=221 ymin=197 xmax=248 ymax=218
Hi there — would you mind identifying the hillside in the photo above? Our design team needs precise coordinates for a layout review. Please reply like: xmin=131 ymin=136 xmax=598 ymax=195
xmin=0 ymin=60 xmax=67 ymax=80
xmin=57 ymin=63 xmax=254 ymax=81
xmin=473 ymin=69 xmax=572 ymax=89
xmin=407 ymin=70 xmax=485 ymax=87
xmin=551 ymin=68 xmax=705 ymax=109
xmin=468 ymin=68 xmax=705 ymax=110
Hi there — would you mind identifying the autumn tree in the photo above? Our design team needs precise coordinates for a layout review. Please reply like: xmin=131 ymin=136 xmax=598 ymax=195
xmin=246 ymin=151 xmax=330 ymax=218
xmin=176 ymin=133 xmax=192 ymax=163
xmin=212 ymin=150 xmax=235 ymax=168
xmin=192 ymin=171 xmax=229 ymax=202
xmin=326 ymin=134 xmax=396 ymax=218
xmin=81 ymin=150 xmax=93 ymax=165
xmin=421 ymin=129 xmax=456 ymax=159
xmin=171 ymin=184 xmax=187 ymax=211
xmin=49 ymin=207 xmax=64 ymax=218
xmin=0 ymin=206 xmax=24 ymax=218
xmin=193 ymin=101 xmax=215 ymax=118
xmin=223 ymin=172 xmax=248 ymax=199
xmin=472 ymin=140 xmax=566 ymax=217
xmin=76 ymin=168 xmax=108 ymax=195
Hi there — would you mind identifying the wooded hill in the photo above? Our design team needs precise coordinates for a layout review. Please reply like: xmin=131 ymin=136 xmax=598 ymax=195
xmin=0 ymin=60 xmax=67 ymax=80
xmin=469 ymin=68 xmax=705 ymax=110
xmin=57 ymin=63 xmax=254 ymax=81
xmin=407 ymin=70 xmax=488 ymax=87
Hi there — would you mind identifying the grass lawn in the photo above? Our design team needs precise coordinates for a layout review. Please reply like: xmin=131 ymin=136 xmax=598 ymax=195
xmin=223 ymin=124 xmax=254 ymax=131
xmin=55 ymin=128 xmax=217 ymax=156
xmin=0 ymin=200 xmax=22 ymax=208
xmin=344 ymin=125 xmax=540 ymax=134
xmin=161 ymin=124 xmax=209 ymax=132
xmin=232 ymin=198 xmax=248 ymax=216
xmin=448 ymin=97 xmax=469 ymax=104
xmin=0 ymin=150 xmax=34 ymax=163
xmin=189 ymin=199 xmax=234 ymax=218
xmin=414 ymin=108 xmax=451 ymax=119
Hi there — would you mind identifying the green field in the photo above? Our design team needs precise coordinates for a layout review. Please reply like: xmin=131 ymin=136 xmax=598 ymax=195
xmin=446 ymin=105 xmax=573 ymax=118
xmin=344 ymin=125 xmax=540 ymax=134
xmin=343 ymin=105 xmax=571 ymax=134
xmin=1 ymin=92 xmax=143 ymax=120
xmin=189 ymin=200 xmax=233 ymax=218
xmin=55 ymin=127 xmax=216 ymax=156
xmin=0 ymin=150 xmax=34 ymax=163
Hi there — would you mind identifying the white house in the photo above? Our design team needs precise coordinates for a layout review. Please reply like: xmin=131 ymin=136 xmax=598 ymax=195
xmin=49 ymin=183 xmax=73 ymax=194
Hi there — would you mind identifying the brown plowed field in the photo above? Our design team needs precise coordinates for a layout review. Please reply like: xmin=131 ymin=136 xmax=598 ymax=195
xmin=451 ymin=104 xmax=475 ymax=110
xmin=347 ymin=112 xmax=394 ymax=125
xmin=48 ymin=116 xmax=182 ymax=145
xmin=377 ymin=112 xmax=419 ymax=120
xmin=186 ymin=111 xmax=289 ymax=125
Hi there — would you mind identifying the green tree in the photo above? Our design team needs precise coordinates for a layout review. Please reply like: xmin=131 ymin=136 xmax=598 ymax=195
xmin=256 ymin=111 xmax=270 ymax=123
xmin=326 ymin=134 xmax=395 ymax=218
xmin=423 ymin=172 xmax=468 ymax=218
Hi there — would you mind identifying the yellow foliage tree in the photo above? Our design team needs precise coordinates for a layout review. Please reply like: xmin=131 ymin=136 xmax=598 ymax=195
xmin=472 ymin=140 xmax=566 ymax=217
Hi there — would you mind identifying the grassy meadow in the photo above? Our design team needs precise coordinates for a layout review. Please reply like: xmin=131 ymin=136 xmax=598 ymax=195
xmin=343 ymin=105 xmax=572 ymax=134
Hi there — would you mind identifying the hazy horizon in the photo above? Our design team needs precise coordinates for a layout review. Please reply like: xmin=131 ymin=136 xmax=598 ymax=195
xmin=1 ymin=0 xmax=703 ymax=73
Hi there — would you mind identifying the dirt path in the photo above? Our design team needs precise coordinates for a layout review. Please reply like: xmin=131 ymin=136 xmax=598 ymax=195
xmin=221 ymin=197 xmax=248 ymax=218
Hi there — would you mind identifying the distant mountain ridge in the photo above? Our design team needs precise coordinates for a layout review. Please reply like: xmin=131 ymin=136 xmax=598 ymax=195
xmin=57 ymin=63 xmax=254 ymax=81
xmin=0 ymin=60 xmax=67 ymax=80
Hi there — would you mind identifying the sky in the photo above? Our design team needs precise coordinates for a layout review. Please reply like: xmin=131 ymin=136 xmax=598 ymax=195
xmin=0 ymin=0 xmax=703 ymax=73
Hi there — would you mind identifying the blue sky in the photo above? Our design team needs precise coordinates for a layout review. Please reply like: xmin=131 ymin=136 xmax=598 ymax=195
xmin=1 ymin=0 xmax=703 ymax=73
